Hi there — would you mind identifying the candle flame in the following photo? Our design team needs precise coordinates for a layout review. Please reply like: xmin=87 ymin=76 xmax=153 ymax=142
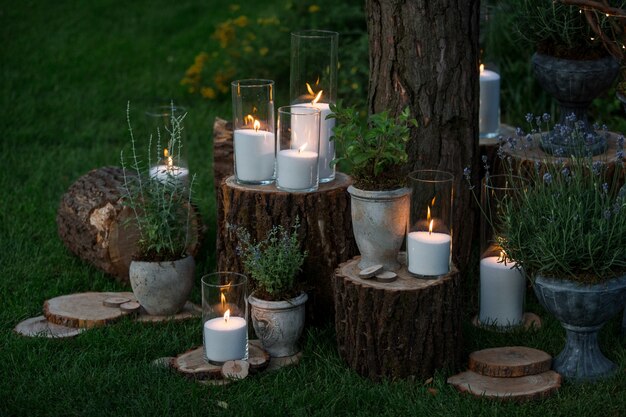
xmin=253 ymin=120 xmax=261 ymax=132
xmin=312 ymin=90 xmax=323 ymax=105
xmin=244 ymin=114 xmax=255 ymax=125
xmin=306 ymin=82 xmax=324 ymax=104
xmin=298 ymin=143 xmax=308 ymax=153
xmin=306 ymin=82 xmax=315 ymax=96
xmin=427 ymin=206 xmax=431 ymax=222
xmin=164 ymin=148 xmax=173 ymax=169
xmin=220 ymin=293 xmax=226 ymax=309
xmin=163 ymin=148 xmax=169 ymax=157
xmin=480 ymin=64 xmax=484 ymax=73
xmin=224 ymin=309 xmax=230 ymax=323
xmin=428 ymin=219 xmax=433 ymax=235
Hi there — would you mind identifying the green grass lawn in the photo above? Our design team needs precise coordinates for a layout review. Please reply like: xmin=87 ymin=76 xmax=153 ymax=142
xmin=1 ymin=1 xmax=625 ymax=416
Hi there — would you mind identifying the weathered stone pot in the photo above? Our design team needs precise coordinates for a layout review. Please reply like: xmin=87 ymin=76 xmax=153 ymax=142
xmin=129 ymin=255 xmax=195 ymax=316
xmin=533 ymin=274 xmax=626 ymax=382
xmin=248 ymin=292 xmax=307 ymax=358
xmin=347 ymin=186 xmax=410 ymax=271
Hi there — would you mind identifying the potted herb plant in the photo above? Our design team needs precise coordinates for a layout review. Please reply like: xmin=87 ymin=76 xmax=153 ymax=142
xmin=493 ymin=113 xmax=626 ymax=381
xmin=329 ymin=103 xmax=417 ymax=271
xmin=236 ymin=219 xmax=308 ymax=358
xmin=120 ymin=102 xmax=196 ymax=316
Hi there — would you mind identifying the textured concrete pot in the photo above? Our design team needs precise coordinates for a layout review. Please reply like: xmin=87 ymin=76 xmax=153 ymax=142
xmin=347 ymin=186 xmax=410 ymax=271
xmin=534 ymin=274 xmax=626 ymax=382
xmin=129 ymin=255 xmax=195 ymax=316
xmin=249 ymin=292 xmax=307 ymax=357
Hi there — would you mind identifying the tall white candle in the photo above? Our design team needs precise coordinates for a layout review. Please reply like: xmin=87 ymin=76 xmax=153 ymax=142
xmin=479 ymin=256 xmax=525 ymax=327
xmin=407 ymin=231 xmax=451 ymax=276
xmin=149 ymin=165 xmax=189 ymax=186
xmin=233 ymin=129 xmax=275 ymax=183
xmin=276 ymin=148 xmax=318 ymax=191
xmin=203 ymin=315 xmax=247 ymax=363
xmin=479 ymin=66 xmax=500 ymax=138
xmin=292 ymin=102 xmax=335 ymax=181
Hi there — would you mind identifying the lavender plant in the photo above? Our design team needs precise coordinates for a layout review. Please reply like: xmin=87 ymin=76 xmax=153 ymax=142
xmin=236 ymin=218 xmax=308 ymax=300
xmin=120 ymin=102 xmax=196 ymax=262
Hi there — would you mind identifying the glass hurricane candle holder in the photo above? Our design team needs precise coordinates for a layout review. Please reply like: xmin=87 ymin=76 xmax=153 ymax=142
xmin=146 ymin=105 xmax=189 ymax=187
xmin=201 ymin=272 xmax=248 ymax=364
xmin=290 ymin=30 xmax=338 ymax=183
xmin=479 ymin=63 xmax=501 ymax=139
xmin=231 ymin=79 xmax=276 ymax=185
xmin=276 ymin=105 xmax=321 ymax=192
xmin=407 ymin=170 xmax=453 ymax=277
xmin=479 ymin=174 xmax=528 ymax=328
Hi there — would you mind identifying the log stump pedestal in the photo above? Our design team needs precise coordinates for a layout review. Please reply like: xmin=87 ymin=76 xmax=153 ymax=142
xmin=333 ymin=255 xmax=462 ymax=381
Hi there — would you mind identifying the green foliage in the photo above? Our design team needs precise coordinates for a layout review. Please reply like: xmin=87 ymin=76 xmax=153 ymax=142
xmin=236 ymin=218 xmax=307 ymax=300
xmin=120 ymin=102 xmax=196 ymax=261
xmin=329 ymin=103 xmax=417 ymax=190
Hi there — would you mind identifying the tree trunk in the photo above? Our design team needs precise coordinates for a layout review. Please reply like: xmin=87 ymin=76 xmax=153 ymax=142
xmin=212 ymin=117 xmax=234 ymax=196
xmin=366 ymin=0 xmax=480 ymax=270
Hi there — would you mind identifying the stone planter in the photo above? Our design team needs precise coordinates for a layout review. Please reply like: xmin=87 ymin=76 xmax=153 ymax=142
xmin=347 ymin=186 xmax=410 ymax=271
xmin=533 ymin=274 xmax=626 ymax=382
xmin=248 ymin=292 xmax=308 ymax=358
xmin=129 ymin=255 xmax=195 ymax=316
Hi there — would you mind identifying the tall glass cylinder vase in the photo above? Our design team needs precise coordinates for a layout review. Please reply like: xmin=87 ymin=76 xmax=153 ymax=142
xmin=231 ymin=79 xmax=276 ymax=185
xmin=407 ymin=170 xmax=453 ymax=277
xmin=290 ymin=30 xmax=338 ymax=183
xmin=201 ymin=272 xmax=248 ymax=364
xmin=276 ymin=105 xmax=321 ymax=192
xmin=479 ymin=174 xmax=527 ymax=328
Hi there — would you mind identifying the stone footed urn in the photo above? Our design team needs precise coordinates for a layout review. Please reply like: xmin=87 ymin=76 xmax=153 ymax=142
xmin=129 ymin=255 xmax=195 ymax=316
xmin=347 ymin=186 xmax=410 ymax=271
xmin=533 ymin=274 xmax=626 ymax=382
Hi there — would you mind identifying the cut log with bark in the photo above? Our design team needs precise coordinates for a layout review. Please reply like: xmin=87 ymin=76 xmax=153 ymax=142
xmin=56 ymin=166 xmax=203 ymax=282
xmin=43 ymin=291 xmax=136 ymax=328
xmin=221 ymin=360 xmax=249 ymax=380
xmin=171 ymin=346 xmax=223 ymax=380
xmin=14 ymin=316 xmax=85 ymax=338
xmin=334 ymin=255 xmax=462 ymax=381
xmin=217 ymin=174 xmax=358 ymax=324
xmin=468 ymin=346 xmax=552 ymax=378
xmin=212 ymin=117 xmax=234 ymax=196
xmin=248 ymin=340 xmax=270 ymax=373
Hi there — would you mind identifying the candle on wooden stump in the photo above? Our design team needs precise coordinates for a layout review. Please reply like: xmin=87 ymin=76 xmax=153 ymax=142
xmin=479 ymin=254 xmax=525 ymax=327
xmin=233 ymin=118 xmax=275 ymax=184
xmin=203 ymin=310 xmax=247 ymax=363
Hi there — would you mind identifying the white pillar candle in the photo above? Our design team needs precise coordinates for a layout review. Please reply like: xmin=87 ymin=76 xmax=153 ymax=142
xmin=292 ymin=102 xmax=335 ymax=181
xmin=479 ymin=256 xmax=525 ymax=327
xmin=479 ymin=66 xmax=500 ymax=138
xmin=233 ymin=129 xmax=275 ymax=182
xmin=276 ymin=148 xmax=318 ymax=191
xmin=203 ymin=316 xmax=247 ymax=363
xmin=407 ymin=231 xmax=451 ymax=276
xmin=149 ymin=165 xmax=189 ymax=186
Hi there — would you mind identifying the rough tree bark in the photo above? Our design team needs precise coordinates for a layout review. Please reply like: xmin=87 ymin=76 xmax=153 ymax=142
xmin=366 ymin=0 xmax=481 ymax=270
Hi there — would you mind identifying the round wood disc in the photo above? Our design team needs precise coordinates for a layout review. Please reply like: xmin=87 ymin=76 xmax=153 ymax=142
xmin=120 ymin=301 xmax=141 ymax=313
xmin=248 ymin=340 xmax=270 ymax=373
xmin=469 ymin=346 xmax=552 ymax=378
xmin=102 ymin=296 xmax=131 ymax=307
xmin=14 ymin=316 xmax=85 ymax=338
xmin=135 ymin=301 xmax=201 ymax=323
xmin=43 ymin=292 xmax=136 ymax=329
xmin=221 ymin=360 xmax=249 ymax=380
xmin=359 ymin=264 xmax=383 ymax=279
xmin=375 ymin=271 xmax=397 ymax=283
xmin=171 ymin=346 xmax=222 ymax=380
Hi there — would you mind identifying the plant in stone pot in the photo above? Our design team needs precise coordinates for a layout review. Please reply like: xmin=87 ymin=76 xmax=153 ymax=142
xmin=236 ymin=218 xmax=308 ymax=358
xmin=329 ymin=103 xmax=418 ymax=271
xmin=120 ymin=102 xmax=197 ymax=316
xmin=494 ymin=114 xmax=626 ymax=381
xmin=514 ymin=0 xmax=623 ymax=155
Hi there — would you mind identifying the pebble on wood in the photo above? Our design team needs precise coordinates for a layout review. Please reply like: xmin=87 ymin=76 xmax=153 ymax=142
xmin=359 ymin=264 xmax=383 ymax=279
xmin=375 ymin=271 xmax=397 ymax=283
xmin=120 ymin=301 xmax=141 ymax=313
xmin=102 ymin=296 xmax=131 ymax=307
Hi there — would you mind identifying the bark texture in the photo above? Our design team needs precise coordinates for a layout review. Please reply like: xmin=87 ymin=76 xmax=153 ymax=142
xmin=334 ymin=256 xmax=462 ymax=381
xmin=212 ymin=117 xmax=234 ymax=196
xmin=217 ymin=174 xmax=358 ymax=324
xmin=366 ymin=0 xmax=480 ymax=270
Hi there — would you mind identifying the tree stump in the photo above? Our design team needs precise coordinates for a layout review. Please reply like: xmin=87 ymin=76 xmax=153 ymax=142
xmin=217 ymin=174 xmax=358 ymax=324
xmin=334 ymin=255 xmax=462 ymax=381
xmin=212 ymin=117 xmax=234 ymax=196
xmin=56 ymin=166 xmax=202 ymax=282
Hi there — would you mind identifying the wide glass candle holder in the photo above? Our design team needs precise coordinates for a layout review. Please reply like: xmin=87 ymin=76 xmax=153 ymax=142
xmin=231 ymin=79 xmax=276 ymax=185
xmin=201 ymin=272 xmax=248 ymax=364
xmin=290 ymin=30 xmax=338 ymax=183
xmin=276 ymin=105 xmax=321 ymax=192
xmin=407 ymin=170 xmax=453 ymax=277
xmin=479 ymin=63 xmax=501 ymax=139
xmin=479 ymin=174 xmax=527 ymax=328
xmin=146 ymin=105 xmax=189 ymax=187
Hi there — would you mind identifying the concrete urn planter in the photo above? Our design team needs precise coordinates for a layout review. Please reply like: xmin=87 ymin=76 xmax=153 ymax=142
xmin=347 ymin=186 xmax=410 ymax=271
xmin=129 ymin=255 xmax=195 ymax=316
xmin=248 ymin=292 xmax=308 ymax=358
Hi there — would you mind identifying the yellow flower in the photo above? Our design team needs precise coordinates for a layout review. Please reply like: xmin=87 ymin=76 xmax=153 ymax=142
xmin=234 ymin=15 xmax=249 ymax=27
xmin=351 ymin=83 xmax=359 ymax=90
xmin=259 ymin=47 xmax=269 ymax=56
xmin=308 ymin=4 xmax=320 ymax=13
xmin=201 ymin=87 xmax=216 ymax=99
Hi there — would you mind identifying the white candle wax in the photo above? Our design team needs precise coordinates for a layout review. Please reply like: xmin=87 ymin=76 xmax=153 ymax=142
xmin=479 ymin=68 xmax=500 ymax=138
xmin=149 ymin=165 xmax=189 ymax=186
xmin=292 ymin=103 xmax=335 ymax=181
xmin=203 ymin=316 xmax=247 ymax=363
xmin=276 ymin=149 xmax=318 ymax=191
xmin=233 ymin=129 xmax=275 ymax=183
xmin=479 ymin=256 xmax=525 ymax=327
xmin=407 ymin=231 xmax=451 ymax=276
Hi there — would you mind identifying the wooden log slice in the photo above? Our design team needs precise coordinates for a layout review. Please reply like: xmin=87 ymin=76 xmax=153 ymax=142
xmin=135 ymin=301 xmax=201 ymax=323
xmin=171 ymin=346 xmax=223 ymax=380
xmin=14 ymin=316 xmax=85 ymax=338
xmin=248 ymin=339 xmax=270 ymax=373
xmin=217 ymin=173 xmax=358 ymax=324
xmin=468 ymin=346 xmax=552 ymax=378
xmin=102 ymin=296 xmax=131 ymax=307
xmin=43 ymin=292 xmax=136 ymax=328
xmin=447 ymin=370 xmax=562 ymax=402
xmin=334 ymin=255 xmax=462 ymax=381
xmin=56 ymin=166 xmax=203 ymax=282
xmin=221 ymin=360 xmax=249 ymax=380
xmin=212 ymin=117 xmax=234 ymax=196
